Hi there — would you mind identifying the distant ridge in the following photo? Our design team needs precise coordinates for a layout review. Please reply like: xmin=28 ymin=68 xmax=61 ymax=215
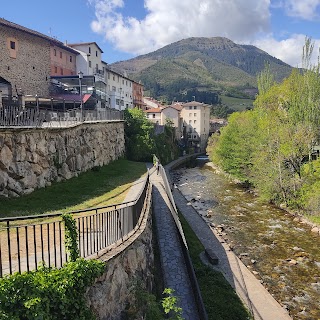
xmin=111 ymin=37 xmax=293 ymax=101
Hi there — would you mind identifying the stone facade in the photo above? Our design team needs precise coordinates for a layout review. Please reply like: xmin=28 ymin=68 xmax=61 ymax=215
xmin=0 ymin=23 xmax=51 ymax=97
xmin=0 ymin=122 xmax=125 ymax=197
xmin=86 ymin=201 xmax=154 ymax=320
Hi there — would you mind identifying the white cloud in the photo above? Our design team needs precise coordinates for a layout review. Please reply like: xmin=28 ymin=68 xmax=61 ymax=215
xmin=273 ymin=0 xmax=320 ymax=20
xmin=88 ymin=0 xmax=270 ymax=55
xmin=252 ymin=34 xmax=320 ymax=67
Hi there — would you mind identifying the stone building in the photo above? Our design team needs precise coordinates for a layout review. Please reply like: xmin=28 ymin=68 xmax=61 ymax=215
xmin=0 ymin=18 xmax=79 ymax=100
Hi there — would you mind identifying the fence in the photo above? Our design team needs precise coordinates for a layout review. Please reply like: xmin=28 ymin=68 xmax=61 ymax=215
xmin=155 ymin=155 xmax=208 ymax=320
xmin=0 ymin=174 xmax=150 ymax=276
xmin=0 ymin=106 xmax=124 ymax=128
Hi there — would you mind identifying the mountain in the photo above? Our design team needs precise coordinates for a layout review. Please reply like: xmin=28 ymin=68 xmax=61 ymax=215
xmin=111 ymin=37 xmax=293 ymax=102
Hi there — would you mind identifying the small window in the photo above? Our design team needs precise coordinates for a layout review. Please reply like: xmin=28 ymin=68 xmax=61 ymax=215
xmin=54 ymin=49 xmax=56 ymax=56
xmin=89 ymin=61 xmax=92 ymax=68
xmin=70 ymin=56 xmax=72 ymax=62
xmin=122 ymin=80 xmax=124 ymax=84
xmin=113 ymin=76 xmax=115 ymax=81
xmin=194 ymin=113 xmax=197 ymax=117
xmin=10 ymin=41 xmax=15 ymax=50
xmin=153 ymin=114 xmax=155 ymax=118
xmin=89 ymin=47 xmax=91 ymax=54
xmin=189 ymin=120 xmax=192 ymax=124
xmin=194 ymin=106 xmax=197 ymax=110
xmin=96 ymin=51 xmax=98 ymax=57
xmin=189 ymin=106 xmax=192 ymax=110
xmin=60 ymin=52 xmax=62 ymax=59
xmin=194 ymin=120 xmax=196 ymax=124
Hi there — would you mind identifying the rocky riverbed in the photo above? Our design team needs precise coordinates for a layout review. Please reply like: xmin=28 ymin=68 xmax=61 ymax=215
xmin=171 ymin=164 xmax=320 ymax=320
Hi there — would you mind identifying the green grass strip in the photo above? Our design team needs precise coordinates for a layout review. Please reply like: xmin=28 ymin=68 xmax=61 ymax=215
xmin=178 ymin=212 xmax=252 ymax=320
xmin=0 ymin=159 xmax=146 ymax=218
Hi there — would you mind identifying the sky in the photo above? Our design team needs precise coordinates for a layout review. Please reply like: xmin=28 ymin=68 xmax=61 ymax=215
xmin=2 ymin=0 xmax=320 ymax=66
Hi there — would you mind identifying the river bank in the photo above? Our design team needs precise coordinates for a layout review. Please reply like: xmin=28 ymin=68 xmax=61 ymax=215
xmin=171 ymin=163 xmax=320 ymax=320
xmin=205 ymin=162 xmax=320 ymax=237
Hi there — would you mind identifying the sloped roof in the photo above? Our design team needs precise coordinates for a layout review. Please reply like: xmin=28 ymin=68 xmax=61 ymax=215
xmin=0 ymin=18 xmax=78 ymax=54
xmin=145 ymin=108 xmax=162 ymax=113
xmin=68 ymin=42 xmax=104 ymax=53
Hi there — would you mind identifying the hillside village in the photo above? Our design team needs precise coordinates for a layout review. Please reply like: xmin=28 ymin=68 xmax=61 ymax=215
xmin=0 ymin=18 xmax=212 ymax=152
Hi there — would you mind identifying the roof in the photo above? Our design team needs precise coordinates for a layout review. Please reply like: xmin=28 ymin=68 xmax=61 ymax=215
xmin=0 ymin=18 xmax=79 ymax=54
xmin=145 ymin=108 xmax=162 ymax=113
xmin=68 ymin=42 xmax=104 ymax=53
xmin=170 ymin=103 xmax=183 ymax=111
xmin=183 ymin=101 xmax=211 ymax=108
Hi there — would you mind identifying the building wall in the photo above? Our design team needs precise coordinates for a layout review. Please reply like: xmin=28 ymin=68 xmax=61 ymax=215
xmin=133 ymin=82 xmax=144 ymax=109
xmin=0 ymin=25 xmax=50 ymax=97
xmin=146 ymin=112 xmax=161 ymax=124
xmin=0 ymin=122 xmax=125 ymax=197
xmin=106 ymin=69 xmax=133 ymax=110
xmin=50 ymin=45 xmax=77 ymax=76
xmin=69 ymin=43 xmax=103 ymax=76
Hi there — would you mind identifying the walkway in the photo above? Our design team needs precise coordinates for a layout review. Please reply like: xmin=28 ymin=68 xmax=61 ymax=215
xmin=149 ymin=166 xmax=200 ymax=320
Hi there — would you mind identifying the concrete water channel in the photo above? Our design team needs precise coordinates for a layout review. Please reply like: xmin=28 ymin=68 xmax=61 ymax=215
xmin=171 ymin=161 xmax=320 ymax=320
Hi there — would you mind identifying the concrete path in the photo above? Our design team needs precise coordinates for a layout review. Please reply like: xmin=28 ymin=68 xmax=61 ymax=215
xmin=173 ymin=187 xmax=292 ymax=320
xmin=150 ymin=167 xmax=200 ymax=320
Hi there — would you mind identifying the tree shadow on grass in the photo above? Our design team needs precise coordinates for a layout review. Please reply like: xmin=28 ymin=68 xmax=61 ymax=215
xmin=0 ymin=159 xmax=147 ymax=218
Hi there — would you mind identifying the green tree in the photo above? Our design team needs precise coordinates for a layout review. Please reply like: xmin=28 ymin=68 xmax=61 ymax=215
xmin=124 ymin=108 xmax=156 ymax=162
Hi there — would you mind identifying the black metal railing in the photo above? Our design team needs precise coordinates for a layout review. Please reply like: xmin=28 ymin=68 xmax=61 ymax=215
xmin=0 ymin=174 xmax=150 ymax=276
xmin=0 ymin=106 xmax=124 ymax=128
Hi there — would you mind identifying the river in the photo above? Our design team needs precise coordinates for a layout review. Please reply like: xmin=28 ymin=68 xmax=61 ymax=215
xmin=171 ymin=162 xmax=320 ymax=320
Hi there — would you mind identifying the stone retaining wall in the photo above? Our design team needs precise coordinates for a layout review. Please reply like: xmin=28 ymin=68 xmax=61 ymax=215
xmin=0 ymin=122 xmax=125 ymax=197
xmin=85 ymin=198 xmax=154 ymax=320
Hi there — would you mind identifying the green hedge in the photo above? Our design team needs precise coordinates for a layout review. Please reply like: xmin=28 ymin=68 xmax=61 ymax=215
xmin=0 ymin=258 xmax=105 ymax=320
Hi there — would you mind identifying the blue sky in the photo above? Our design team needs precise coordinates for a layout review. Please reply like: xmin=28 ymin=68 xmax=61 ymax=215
xmin=2 ymin=0 xmax=320 ymax=66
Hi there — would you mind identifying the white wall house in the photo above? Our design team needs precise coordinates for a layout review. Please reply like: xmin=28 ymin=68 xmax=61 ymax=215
xmin=145 ymin=108 xmax=162 ymax=124
xmin=104 ymin=64 xmax=133 ymax=110
xmin=67 ymin=42 xmax=107 ymax=109
xmin=180 ymin=101 xmax=211 ymax=152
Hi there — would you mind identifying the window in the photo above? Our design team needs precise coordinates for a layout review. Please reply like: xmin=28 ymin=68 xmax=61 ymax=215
xmin=112 ymin=86 xmax=116 ymax=91
xmin=189 ymin=113 xmax=192 ymax=117
xmin=113 ymin=76 xmax=115 ymax=81
xmin=194 ymin=120 xmax=196 ymax=124
xmin=153 ymin=114 xmax=156 ymax=118
xmin=60 ymin=52 xmax=62 ymax=59
xmin=189 ymin=106 xmax=192 ymax=110
xmin=70 ymin=56 xmax=72 ymax=62
xmin=96 ymin=51 xmax=98 ymax=57
xmin=54 ymin=49 xmax=56 ymax=56
xmin=89 ymin=61 xmax=92 ymax=68
xmin=189 ymin=120 xmax=192 ymax=124
xmin=194 ymin=106 xmax=197 ymax=110
xmin=89 ymin=47 xmax=91 ymax=54
xmin=194 ymin=113 xmax=197 ymax=117
xmin=122 ymin=80 xmax=124 ymax=84
xmin=108 ymin=73 xmax=110 ymax=79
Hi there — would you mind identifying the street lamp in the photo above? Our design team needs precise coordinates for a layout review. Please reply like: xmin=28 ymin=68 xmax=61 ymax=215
xmin=78 ymin=71 xmax=83 ymax=121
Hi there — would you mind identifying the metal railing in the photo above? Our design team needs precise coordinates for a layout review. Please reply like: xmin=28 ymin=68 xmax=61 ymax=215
xmin=0 ymin=174 xmax=150 ymax=276
xmin=0 ymin=106 xmax=124 ymax=128
xmin=154 ymin=155 xmax=208 ymax=320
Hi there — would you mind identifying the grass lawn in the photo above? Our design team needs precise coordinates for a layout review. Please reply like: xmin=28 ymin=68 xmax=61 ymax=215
xmin=178 ymin=212 xmax=252 ymax=320
xmin=0 ymin=159 xmax=147 ymax=218
xmin=220 ymin=95 xmax=254 ymax=112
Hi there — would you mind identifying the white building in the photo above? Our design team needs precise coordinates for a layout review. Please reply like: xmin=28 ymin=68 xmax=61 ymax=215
xmin=180 ymin=101 xmax=211 ymax=152
xmin=67 ymin=42 xmax=107 ymax=109
xmin=103 ymin=64 xmax=133 ymax=110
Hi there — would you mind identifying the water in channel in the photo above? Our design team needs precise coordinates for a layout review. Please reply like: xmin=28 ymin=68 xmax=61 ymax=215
xmin=172 ymin=163 xmax=320 ymax=320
